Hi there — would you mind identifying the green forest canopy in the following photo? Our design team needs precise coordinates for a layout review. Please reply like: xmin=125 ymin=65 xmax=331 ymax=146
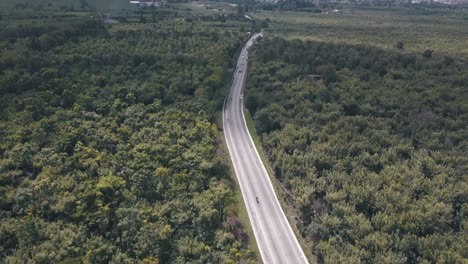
xmin=1 ymin=2 xmax=467 ymax=263
xmin=0 ymin=8 xmax=257 ymax=263
xmin=246 ymin=37 xmax=467 ymax=263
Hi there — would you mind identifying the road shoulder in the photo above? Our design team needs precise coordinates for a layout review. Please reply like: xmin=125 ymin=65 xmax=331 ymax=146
xmin=243 ymin=108 xmax=316 ymax=263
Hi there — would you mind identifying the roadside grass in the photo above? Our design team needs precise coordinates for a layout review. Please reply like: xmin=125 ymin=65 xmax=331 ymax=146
xmin=243 ymin=109 xmax=316 ymax=264
xmin=251 ymin=7 xmax=468 ymax=57
xmin=214 ymin=57 xmax=261 ymax=262
xmin=215 ymin=112 xmax=262 ymax=264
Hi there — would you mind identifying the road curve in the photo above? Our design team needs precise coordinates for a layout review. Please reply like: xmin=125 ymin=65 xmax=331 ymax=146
xmin=223 ymin=33 xmax=309 ymax=264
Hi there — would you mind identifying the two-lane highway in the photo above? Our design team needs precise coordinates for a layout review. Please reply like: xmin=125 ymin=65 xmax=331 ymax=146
xmin=223 ymin=33 xmax=309 ymax=264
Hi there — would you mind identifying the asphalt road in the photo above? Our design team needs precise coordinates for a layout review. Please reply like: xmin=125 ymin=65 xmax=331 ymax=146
xmin=223 ymin=33 xmax=309 ymax=264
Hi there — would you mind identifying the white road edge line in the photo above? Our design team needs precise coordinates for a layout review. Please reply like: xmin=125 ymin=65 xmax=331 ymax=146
xmin=223 ymin=32 xmax=309 ymax=264
xmin=223 ymin=33 xmax=269 ymax=264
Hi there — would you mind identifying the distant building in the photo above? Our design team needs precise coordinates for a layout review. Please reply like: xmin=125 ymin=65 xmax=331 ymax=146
xmin=129 ymin=0 xmax=161 ymax=7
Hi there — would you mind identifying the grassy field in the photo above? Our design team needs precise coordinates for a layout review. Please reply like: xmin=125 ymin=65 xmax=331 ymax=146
xmin=171 ymin=2 xmax=239 ymax=15
xmin=251 ymin=7 xmax=468 ymax=57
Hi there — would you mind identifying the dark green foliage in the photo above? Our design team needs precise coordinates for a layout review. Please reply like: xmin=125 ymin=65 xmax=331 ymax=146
xmin=0 ymin=11 xmax=254 ymax=263
xmin=396 ymin=41 xmax=404 ymax=49
xmin=254 ymin=108 xmax=281 ymax=134
xmin=423 ymin=49 xmax=433 ymax=58
xmin=246 ymin=37 xmax=468 ymax=263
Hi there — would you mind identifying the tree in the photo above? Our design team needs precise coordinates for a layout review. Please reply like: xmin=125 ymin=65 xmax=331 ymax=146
xmin=254 ymin=108 xmax=280 ymax=134
xmin=396 ymin=41 xmax=404 ymax=49
xmin=245 ymin=36 xmax=468 ymax=263
xmin=245 ymin=94 xmax=262 ymax=113
xmin=317 ymin=63 xmax=337 ymax=83
xmin=422 ymin=49 xmax=433 ymax=58
xmin=0 ymin=11 xmax=257 ymax=263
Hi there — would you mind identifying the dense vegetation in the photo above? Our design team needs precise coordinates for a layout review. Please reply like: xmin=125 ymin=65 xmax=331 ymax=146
xmin=252 ymin=7 xmax=468 ymax=57
xmin=246 ymin=37 xmax=467 ymax=263
xmin=0 ymin=9 xmax=257 ymax=263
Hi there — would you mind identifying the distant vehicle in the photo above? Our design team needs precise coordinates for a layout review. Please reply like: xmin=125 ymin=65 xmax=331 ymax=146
xmin=239 ymin=69 xmax=243 ymax=73
xmin=240 ymin=94 xmax=244 ymax=99
xmin=242 ymin=56 xmax=245 ymax=59
xmin=256 ymin=196 xmax=259 ymax=203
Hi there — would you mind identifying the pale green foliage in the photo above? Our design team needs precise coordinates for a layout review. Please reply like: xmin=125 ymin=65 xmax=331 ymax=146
xmin=247 ymin=37 xmax=467 ymax=263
